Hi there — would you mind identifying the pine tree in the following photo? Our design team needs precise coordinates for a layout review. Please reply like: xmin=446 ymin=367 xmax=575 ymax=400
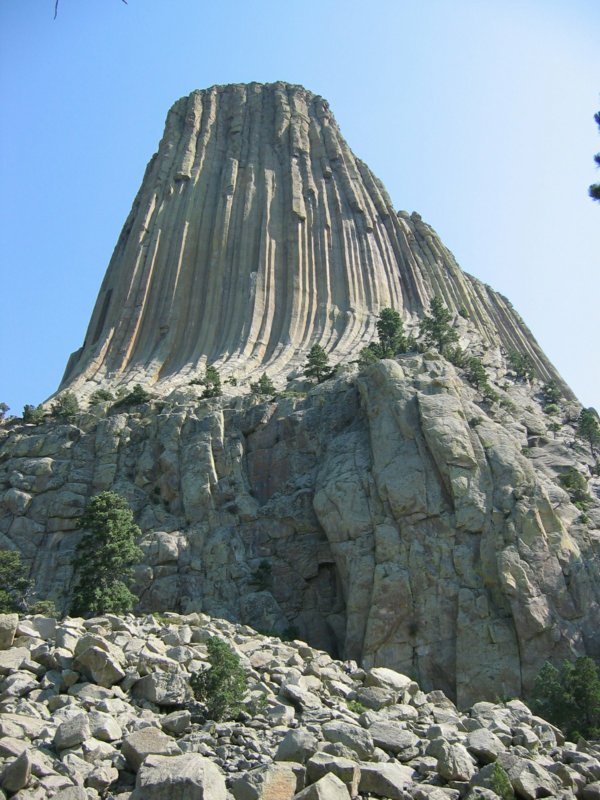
xmin=376 ymin=308 xmax=407 ymax=357
xmin=202 ymin=366 xmax=222 ymax=398
xmin=70 ymin=492 xmax=142 ymax=616
xmin=577 ymin=408 xmax=600 ymax=457
xmin=0 ymin=550 xmax=31 ymax=613
xmin=250 ymin=373 xmax=276 ymax=397
xmin=304 ymin=345 xmax=333 ymax=383
xmin=590 ymin=110 xmax=600 ymax=202
xmin=51 ymin=392 xmax=79 ymax=420
xmin=190 ymin=636 xmax=248 ymax=721
xmin=420 ymin=296 xmax=458 ymax=353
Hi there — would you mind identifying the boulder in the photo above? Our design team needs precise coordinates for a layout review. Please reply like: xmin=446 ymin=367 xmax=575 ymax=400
xmin=1 ymin=749 xmax=32 ymax=794
xmin=322 ymin=721 xmax=374 ymax=760
xmin=132 ymin=671 xmax=191 ymax=706
xmin=358 ymin=762 xmax=415 ymax=799
xmin=122 ymin=728 xmax=182 ymax=771
xmin=0 ymin=615 xmax=18 ymax=650
xmin=131 ymin=754 xmax=226 ymax=799
xmin=53 ymin=714 xmax=91 ymax=750
xmin=436 ymin=742 xmax=476 ymax=782
xmin=293 ymin=773 xmax=350 ymax=800
xmin=275 ymin=729 xmax=319 ymax=764
xmin=306 ymin=752 xmax=360 ymax=796
xmin=231 ymin=763 xmax=298 ymax=800
xmin=368 ymin=721 xmax=420 ymax=756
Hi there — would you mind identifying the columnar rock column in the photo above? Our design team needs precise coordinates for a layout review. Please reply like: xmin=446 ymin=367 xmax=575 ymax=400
xmin=60 ymin=82 xmax=565 ymax=398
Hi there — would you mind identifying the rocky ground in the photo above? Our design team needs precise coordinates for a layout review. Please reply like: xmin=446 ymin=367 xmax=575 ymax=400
xmin=0 ymin=612 xmax=599 ymax=800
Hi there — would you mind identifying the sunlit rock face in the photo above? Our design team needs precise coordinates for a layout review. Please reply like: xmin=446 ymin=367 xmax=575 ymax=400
xmin=60 ymin=82 xmax=564 ymax=399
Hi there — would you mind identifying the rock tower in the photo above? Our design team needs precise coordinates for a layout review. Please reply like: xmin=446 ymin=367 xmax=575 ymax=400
xmin=61 ymin=82 xmax=565 ymax=399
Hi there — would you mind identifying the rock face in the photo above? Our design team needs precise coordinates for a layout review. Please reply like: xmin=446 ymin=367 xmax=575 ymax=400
xmin=60 ymin=82 xmax=565 ymax=400
xmin=1 ymin=82 xmax=599 ymax=706
xmin=1 ymin=355 xmax=599 ymax=705
xmin=0 ymin=611 xmax=598 ymax=800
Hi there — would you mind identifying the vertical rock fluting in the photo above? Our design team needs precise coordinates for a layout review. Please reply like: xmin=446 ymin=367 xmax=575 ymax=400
xmin=60 ymin=82 xmax=565 ymax=397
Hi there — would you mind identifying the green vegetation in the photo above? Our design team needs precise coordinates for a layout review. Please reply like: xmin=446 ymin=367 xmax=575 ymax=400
xmin=0 ymin=550 xmax=31 ymax=613
xmin=507 ymin=350 xmax=535 ymax=382
xmin=192 ymin=366 xmax=223 ymax=398
xmin=559 ymin=467 xmax=591 ymax=508
xmin=541 ymin=380 xmax=562 ymax=407
xmin=576 ymin=407 xmax=600 ymax=457
xmin=22 ymin=404 xmax=45 ymax=424
xmin=70 ymin=491 xmax=142 ymax=616
xmin=465 ymin=357 xmax=499 ymax=402
xmin=51 ymin=391 xmax=79 ymax=420
xmin=420 ymin=296 xmax=458 ymax=353
xmin=0 ymin=402 xmax=9 ymax=420
xmin=530 ymin=657 xmax=600 ymax=740
xmin=250 ymin=373 xmax=276 ymax=397
xmin=346 ymin=699 xmax=368 ymax=715
xmin=190 ymin=636 xmax=248 ymax=721
xmin=445 ymin=345 xmax=467 ymax=368
xmin=543 ymin=403 xmax=560 ymax=416
xmin=89 ymin=388 xmax=115 ymax=405
xmin=489 ymin=762 xmax=515 ymax=800
xmin=113 ymin=383 xmax=152 ymax=409
xmin=589 ymin=110 xmax=600 ymax=202
xmin=250 ymin=560 xmax=272 ymax=590
xmin=359 ymin=307 xmax=415 ymax=366
xmin=303 ymin=344 xmax=334 ymax=383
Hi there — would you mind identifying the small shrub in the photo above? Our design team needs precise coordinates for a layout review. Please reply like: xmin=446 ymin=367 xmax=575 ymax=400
xmin=446 ymin=345 xmax=467 ymax=368
xmin=200 ymin=366 xmax=222 ymax=398
xmin=89 ymin=389 xmax=114 ymax=405
xmin=507 ymin=350 xmax=535 ymax=381
xmin=190 ymin=637 xmax=247 ymax=721
xmin=250 ymin=560 xmax=272 ymax=591
xmin=559 ymin=468 xmax=591 ymax=506
xmin=22 ymin=404 xmax=45 ymax=424
xmin=29 ymin=599 xmax=58 ymax=617
xmin=577 ymin=407 xmax=600 ymax=457
xmin=489 ymin=762 xmax=515 ymax=800
xmin=51 ymin=392 xmax=79 ymax=420
xmin=250 ymin=374 xmax=276 ymax=397
xmin=543 ymin=403 xmax=560 ymax=416
xmin=458 ymin=306 xmax=469 ymax=319
xmin=347 ymin=699 xmax=368 ymax=715
xmin=113 ymin=384 xmax=151 ymax=409
xmin=548 ymin=421 xmax=562 ymax=438
xmin=0 ymin=402 xmax=9 ymax=420
xmin=541 ymin=380 xmax=562 ymax=407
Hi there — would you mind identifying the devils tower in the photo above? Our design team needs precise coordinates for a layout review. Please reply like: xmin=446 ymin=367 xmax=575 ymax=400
xmin=1 ymin=82 xmax=598 ymax=707
xmin=61 ymin=82 xmax=565 ymax=399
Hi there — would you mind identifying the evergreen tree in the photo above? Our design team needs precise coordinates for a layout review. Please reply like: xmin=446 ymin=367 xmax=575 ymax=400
xmin=51 ymin=392 xmax=79 ymax=420
xmin=0 ymin=550 xmax=31 ymax=613
xmin=507 ymin=350 xmax=536 ymax=381
xmin=577 ymin=407 xmax=600 ymax=457
xmin=541 ymin=380 xmax=562 ymax=407
xmin=0 ymin=402 xmax=9 ymax=421
xmin=531 ymin=657 xmax=600 ymax=740
xmin=304 ymin=345 xmax=333 ymax=383
xmin=250 ymin=373 xmax=276 ymax=397
xmin=376 ymin=307 xmax=407 ymax=357
xmin=202 ymin=366 xmax=222 ymax=398
xmin=22 ymin=404 xmax=45 ymax=424
xmin=420 ymin=296 xmax=458 ymax=353
xmin=113 ymin=384 xmax=151 ymax=408
xmin=70 ymin=492 xmax=142 ymax=616
xmin=590 ymin=110 xmax=600 ymax=202
xmin=190 ymin=636 xmax=248 ymax=721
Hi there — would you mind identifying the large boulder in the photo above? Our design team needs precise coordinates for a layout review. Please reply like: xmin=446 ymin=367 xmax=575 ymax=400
xmin=131 ymin=753 xmax=226 ymax=800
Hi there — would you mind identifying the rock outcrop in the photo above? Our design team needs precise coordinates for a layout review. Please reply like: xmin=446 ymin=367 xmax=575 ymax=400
xmin=59 ymin=82 xmax=567 ymax=401
xmin=2 ymin=355 xmax=599 ymax=705
xmin=2 ymin=610 xmax=600 ymax=800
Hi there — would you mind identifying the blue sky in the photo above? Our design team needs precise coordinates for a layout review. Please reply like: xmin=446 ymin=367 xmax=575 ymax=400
xmin=1 ymin=0 xmax=598 ymax=414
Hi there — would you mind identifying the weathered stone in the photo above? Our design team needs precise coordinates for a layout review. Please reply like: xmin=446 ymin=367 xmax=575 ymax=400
xmin=275 ymin=729 xmax=318 ymax=763
xmin=322 ymin=721 xmax=374 ymax=760
xmin=160 ymin=709 xmax=191 ymax=735
xmin=294 ymin=773 xmax=350 ymax=800
xmin=0 ymin=615 xmax=18 ymax=650
xmin=88 ymin=711 xmax=122 ymax=742
xmin=368 ymin=720 xmax=420 ymax=755
xmin=122 ymin=728 xmax=182 ymax=771
xmin=53 ymin=714 xmax=91 ymax=750
xmin=1 ymin=749 xmax=31 ymax=794
xmin=230 ymin=763 xmax=298 ymax=800
xmin=73 ymin=638 xmax=125 ymax=688
xmin=306 ymin=753 xmax=359 ymax=797
xmin=436 ymin=741 xmax=476 ymax=782
xmin=358 ymin=762 xmax=415 ymax=799
xmin=132 ymin=671 xmax=191 ymax=706
xmin=466 ymin=728 xmax=506 ymax=764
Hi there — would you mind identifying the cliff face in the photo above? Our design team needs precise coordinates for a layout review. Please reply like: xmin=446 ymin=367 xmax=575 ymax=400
xmin=2 ymin=357 xmax=598 ymax=706
xmin=60 ymin=82 xmax=566 ymax=400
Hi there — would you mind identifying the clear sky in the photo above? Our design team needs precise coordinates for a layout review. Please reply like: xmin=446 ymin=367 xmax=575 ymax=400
xmin=1 ymin=0 xmax=598 ymax=415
